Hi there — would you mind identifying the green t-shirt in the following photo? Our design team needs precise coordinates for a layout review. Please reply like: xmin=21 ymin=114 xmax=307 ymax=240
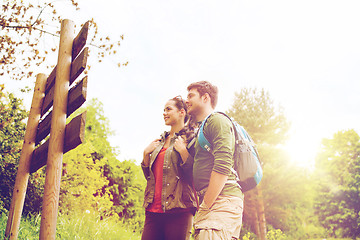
xmin=193 ymin=112 xmax=243 ymax=199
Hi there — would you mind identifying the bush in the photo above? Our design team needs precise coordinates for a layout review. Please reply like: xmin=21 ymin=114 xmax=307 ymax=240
xmin=266 ymin=228 xmax=286 ymax=240
xmin=240 ymin=227 xmax=287 ymax=240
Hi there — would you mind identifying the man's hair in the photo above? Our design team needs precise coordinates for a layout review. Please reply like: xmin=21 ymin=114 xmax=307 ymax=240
xmin=187 ymin=81 xmax=218 ymax=108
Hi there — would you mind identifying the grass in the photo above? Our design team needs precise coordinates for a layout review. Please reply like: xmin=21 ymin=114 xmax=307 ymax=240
xmin=2 ymin=212 xmax=358 ymax=240
xmin=309 ymin=239 xmax=356 ymax=240
xmin=0 ymin=211 xmax=142 ymax=240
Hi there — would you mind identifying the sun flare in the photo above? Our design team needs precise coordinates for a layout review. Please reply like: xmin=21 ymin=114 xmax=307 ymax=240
xmin=284 ymin=133 xmax=318 ymax=170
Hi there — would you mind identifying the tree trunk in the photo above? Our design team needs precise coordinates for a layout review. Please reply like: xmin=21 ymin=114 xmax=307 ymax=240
xmin=252 ymin=204 xmax=260 ymax=236
xmin=245 ymin=189 xmax=260 ymax=236
xmin=256 ymin=186 xmax=267 ymax=240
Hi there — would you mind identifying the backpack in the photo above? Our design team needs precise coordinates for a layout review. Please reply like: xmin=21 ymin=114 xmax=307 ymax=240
xmin=198 ymin=112 xmax=263 ymax=192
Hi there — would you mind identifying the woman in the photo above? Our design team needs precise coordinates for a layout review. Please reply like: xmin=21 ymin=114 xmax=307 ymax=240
xmin=141 ymin=96 xmax=197 ymax=240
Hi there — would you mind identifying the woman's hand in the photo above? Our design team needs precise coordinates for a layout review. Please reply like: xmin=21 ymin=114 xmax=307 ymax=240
xmin=174 ymin=135 xmax=187 ymax=152
xmin=144 ymin=138 xmax=161 ymax=155
xmin=174 ymin=136 xmax=189 ymax=163
xmin=143 ymin=139 xmax=161 ymax=167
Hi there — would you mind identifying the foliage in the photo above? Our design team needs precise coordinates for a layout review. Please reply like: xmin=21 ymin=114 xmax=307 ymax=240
xmin=0 ymin=0 xmax=127 ymax=81
xmin=0 ymin=212 xmax=41 ymax=240
xmin=104 ymin=158 xmax=146 ymax=232
xmin=0 ymin=87 xmax=25 ymax=213
xmin=0 ymin=85 xmax=27 ymax=164
xmin=1 ymin=93 xmax=146 ymax=233
xmin=0 ymin=86 xmax=44 ymax=215
xmin=226 ymin=88 xmax=323 ymax=239
xmin=60 ymin=142 xmax=113 ymax=216
xmin=60 ymin=98 xmax=146 ymax=232
xmin=259 ymin=151 xmax=324 ymax=239
xmin=59 ymin=99 xmax=116 ymax=215
xmin=241 ymin=228 xmax=286 ymax=240
xmin=80 ymin=99 xmax=117 ymax=157
xmin=227 ymin=88 xmax=290 ymax=146
xmin=240 ymin=228 xmax=258 ymax=240
xmin=226 ymin=88 xmax=290 ymax=234
xmin=314 ymin=129 xmax=360 ymax=238
xmin=265 ymin=227 xmax=287 ymax=240
xmin=241 ymin=231 xmax=256 ymax=240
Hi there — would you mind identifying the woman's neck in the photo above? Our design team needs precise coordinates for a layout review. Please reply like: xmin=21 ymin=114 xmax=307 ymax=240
xmin=169 ymin=122 xmax=184 ymax=137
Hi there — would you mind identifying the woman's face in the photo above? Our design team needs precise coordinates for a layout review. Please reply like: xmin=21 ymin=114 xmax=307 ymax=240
xmin=163 ymin=100 xmax=184 ymax=126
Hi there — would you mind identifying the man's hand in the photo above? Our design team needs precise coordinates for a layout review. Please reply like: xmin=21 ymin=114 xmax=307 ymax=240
xmin=174 ymin=136 xmax=189 ymax=163
xmin=203 ymin=171 xmax=228 ymax=208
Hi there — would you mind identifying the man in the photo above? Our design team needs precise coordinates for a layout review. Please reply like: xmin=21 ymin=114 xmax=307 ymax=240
xmin=185 ymin=81 xmax=243 ymax=240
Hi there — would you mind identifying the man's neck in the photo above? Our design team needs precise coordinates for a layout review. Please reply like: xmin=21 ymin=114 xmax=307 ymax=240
xmin=195 ymin=107 xmax=213 ymax=122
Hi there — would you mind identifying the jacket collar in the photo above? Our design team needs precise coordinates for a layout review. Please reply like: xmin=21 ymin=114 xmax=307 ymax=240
xmin=160 ymin=131 xmax=168 ymax=141
xmin=160 ymin=130 xmax=184 ymax=141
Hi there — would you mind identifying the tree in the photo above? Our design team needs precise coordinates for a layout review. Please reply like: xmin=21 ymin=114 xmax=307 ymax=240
xmin=227 ymin=88 xmax=290 ymax=146
xmin=1 ymin=91 xmax=146 ymax=234
xmin=259 ymin=150 xmax=321 ymax=238
xmin=59 ymin=99 xmax=116 ymax=215
xmin=314 ymin=129 xmax=360 ymax=238
xmin=60 ymin=141 xmax=113 ymax=215
xmin=81 ymin=100 xmax=145 ymax=227
xmin=60 ymin=98 xmax=146 ymax=232
xmin=0 ymin=0 xmax=127 ymax=81
xmin=227 ymin=88 xmax=313 ymax=239
xmin=104 ymin=158 xmax=146 ymax=231
xmin=0 ymin=85 xmax=43 ymax=215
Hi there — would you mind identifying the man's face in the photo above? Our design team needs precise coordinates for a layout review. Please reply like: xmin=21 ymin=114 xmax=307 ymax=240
xmin=186 ymin=88 xmax=204 ymax=117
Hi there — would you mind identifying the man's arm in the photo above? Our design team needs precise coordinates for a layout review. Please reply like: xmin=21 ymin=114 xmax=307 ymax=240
xmin=202 ymin=113 xmax=235 ymax=208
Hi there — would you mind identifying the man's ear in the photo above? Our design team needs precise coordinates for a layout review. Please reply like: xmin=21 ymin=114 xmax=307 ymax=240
xmin=202 ymin=93 xmax=210 ymax=103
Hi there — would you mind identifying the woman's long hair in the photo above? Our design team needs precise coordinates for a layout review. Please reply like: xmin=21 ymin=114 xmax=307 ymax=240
xmin=171 ymin=96 xmax=196 ymax=142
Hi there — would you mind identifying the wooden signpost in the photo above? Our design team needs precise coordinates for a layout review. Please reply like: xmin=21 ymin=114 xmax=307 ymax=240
xmin=5 ymin=19 xmax=89 ymax=240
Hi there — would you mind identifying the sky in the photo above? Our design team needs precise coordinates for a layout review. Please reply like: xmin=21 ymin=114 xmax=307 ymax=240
xmin=4 ymin=0 xmax=360 ymax=167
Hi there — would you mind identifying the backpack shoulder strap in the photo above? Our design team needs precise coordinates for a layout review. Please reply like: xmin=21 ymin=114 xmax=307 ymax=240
xmin=198 ymin=113 xmax=213 ymax=152
xmin=197 ymin=111 xmax=234 ymax=152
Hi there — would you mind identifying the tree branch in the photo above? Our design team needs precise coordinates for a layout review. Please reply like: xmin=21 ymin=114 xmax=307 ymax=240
xmin=0 ymin=1 xmax=54 ymax=30
xmin=33 ymin=27 xmax=59 ymax=37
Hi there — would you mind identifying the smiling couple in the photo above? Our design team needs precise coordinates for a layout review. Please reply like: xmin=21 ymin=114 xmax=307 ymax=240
xmin=141 ymin=81 xmax=244 ymax=240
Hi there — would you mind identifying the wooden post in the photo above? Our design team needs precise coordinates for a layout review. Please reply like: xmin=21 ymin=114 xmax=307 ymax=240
xmin=5 ymin=73 xmax=47 ymax=240
xmin=39 ymin=19 xmax=74 ymax=240
xmin=4 ymin=19 xmax=88 ymax=239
